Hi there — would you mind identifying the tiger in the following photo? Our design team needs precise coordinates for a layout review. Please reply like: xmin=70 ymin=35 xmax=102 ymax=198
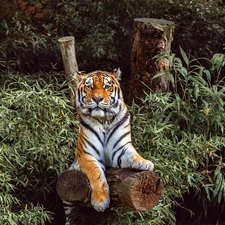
xmin=63 ymin=69 xmax=154 ymax=224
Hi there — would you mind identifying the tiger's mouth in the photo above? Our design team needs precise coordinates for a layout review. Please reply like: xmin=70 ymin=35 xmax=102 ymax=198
xmin=92 ymin=106 xmax=103 ymax=111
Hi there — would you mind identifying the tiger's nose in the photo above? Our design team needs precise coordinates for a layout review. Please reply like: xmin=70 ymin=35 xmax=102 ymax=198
xmin=92 ymin=96 xmax=104 ymax=104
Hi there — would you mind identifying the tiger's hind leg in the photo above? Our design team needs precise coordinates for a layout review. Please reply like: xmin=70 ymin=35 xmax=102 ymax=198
xmin=61 ymin=163 xmax=80 ymax=225
xmin=63 ymin=201 xmax=76 ymax=225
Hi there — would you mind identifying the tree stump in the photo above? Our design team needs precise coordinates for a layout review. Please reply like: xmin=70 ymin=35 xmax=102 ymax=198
xmin=129 ymin=18 xmax=175 ymax=103
xmin=56 ymin=168 xmax=162 ymax=212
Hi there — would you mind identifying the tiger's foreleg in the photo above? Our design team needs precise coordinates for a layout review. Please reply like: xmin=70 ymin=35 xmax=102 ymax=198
xmin=78 ymin=156 xmax=110 ymax=212
xmin=117 ymin=144 xmax=154 ymax=171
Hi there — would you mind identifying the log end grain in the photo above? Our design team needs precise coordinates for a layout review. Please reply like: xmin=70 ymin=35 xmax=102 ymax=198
xmin=134 ymin=18 xmax=175 ymax=27
xmin=56 ymin=170 xmax=91 ymax=203
xmin=127 ymin=171 xmax=162 ymax=211
xmin=106 ymin=168 xmax=163 ymax=211
xmin=58 ymin=36 xmax=75 ymax=43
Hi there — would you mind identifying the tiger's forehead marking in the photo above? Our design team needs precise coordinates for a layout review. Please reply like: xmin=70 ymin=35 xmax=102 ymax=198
xmin=84 ymin=73 xmax=114 ymax=87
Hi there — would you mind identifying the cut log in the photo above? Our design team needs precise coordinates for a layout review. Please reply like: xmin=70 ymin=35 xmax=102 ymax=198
xmin=56 ymin=167 xmax=162 ymax=212
xmin=129 ymin=18 xmax=175 ymax=103
xmin=106 ymin=168 xmax=162 ymax=211
xmin=58 ymin=36 xmax=79 ymax=107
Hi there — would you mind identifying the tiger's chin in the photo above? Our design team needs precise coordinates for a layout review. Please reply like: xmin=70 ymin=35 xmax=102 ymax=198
xmin=90 ymin=107 xmax=116 ymax=121
xmin=90 ymin=108 xmax=105 ymax=119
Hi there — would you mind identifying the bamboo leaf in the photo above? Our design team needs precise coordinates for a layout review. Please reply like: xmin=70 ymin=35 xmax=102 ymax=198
xmin=180 ymin=47 xmax=189 ymax=65
xmin=152 ymin=72 xmax=165 ymax=80
xmin=168 ymin=73 xmax=175 ymax=87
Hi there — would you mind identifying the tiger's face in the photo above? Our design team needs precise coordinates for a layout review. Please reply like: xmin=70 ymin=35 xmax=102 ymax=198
xmin=76 ymin=69 xmax=123 ymax=120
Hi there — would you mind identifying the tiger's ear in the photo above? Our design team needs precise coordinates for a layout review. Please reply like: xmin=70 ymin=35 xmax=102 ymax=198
xmin=112 ymin=68 xmax=122 ymax=81
xmin=74 ymin=71 xmax=86 ymax=82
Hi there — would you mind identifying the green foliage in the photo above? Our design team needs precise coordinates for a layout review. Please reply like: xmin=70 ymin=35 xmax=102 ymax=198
xmin=127 ymin=49 xmax=225 ymax=223
xmin=0 ymin=0 xmax=224 ymax=75
xmin=0 ymin=50 xmax=225 ymax=224
xmin=163 ymin=0 xmax=225 ymax=58
xmin=1 ymin=0 xmax=225 ymax=219
xmin=0 ymin=12 xmax=60 ymax=73
xmin=106 ymin=205 xmax=175 ymax=225
xmin=0 ymin=72 xmax=78 ymax=224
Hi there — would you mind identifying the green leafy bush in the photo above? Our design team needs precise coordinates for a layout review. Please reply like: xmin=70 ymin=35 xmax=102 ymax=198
xmin=0 ymin=50 xmax=225 ymax=224
xmin=0 ymin=73 xmax=78 ymax=224
xmin=164 ymin=0 xmax=225 ymax=58
xmin=128 ymin=49 xmax=225 ymax=224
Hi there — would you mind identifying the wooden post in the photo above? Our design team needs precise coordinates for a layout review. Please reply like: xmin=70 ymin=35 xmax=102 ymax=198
xmin=56 ymin=168 xmax=162 ymax=212
xmin=58 ymin=36 xmax=79 ymax=107
xmin=129 ymin=18 xmax=175 ymax=103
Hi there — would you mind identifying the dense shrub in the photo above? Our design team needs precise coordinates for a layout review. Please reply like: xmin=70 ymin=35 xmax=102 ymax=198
xmin=0 ymin=0 xmax=224 ymax=76
xmin=0 ymin=50 xmax=224 ymax=224
xmin=0 ymin=0 xmax=225 ymax=224
xmin=129 ymin=50 xmax=225 ymax=224
xmin=0 ymin=73 xmax=78 ymax=224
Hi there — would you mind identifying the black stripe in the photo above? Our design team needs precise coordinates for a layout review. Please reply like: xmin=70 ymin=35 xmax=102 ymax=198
xmin=77 ymin=88 xmax=86 ymax=108
xmin=110 ymin=96 xmax=115 ymax=104
xmin=87 ymin=159 xmax=105 ymax=171
xmin=123 ymin=123 xmax=129 ymax=129
xmin=95 ymin=117 xmax=103 ymax=124
xmin=111 ymin=141 xmax=131 ymax=162
xmin=106 ymin=109 xmax=129 ymax=144
xmin=80 ymin=118 xmax=104 ymax=146
xmin=113 ymin=131 xmax=130 ymax=149
xmin=97 ymin=159 xmax=105 ymax=167
xmin=117 ymin=148 xmax=127 ymax=168
xmin=117 ymin=87 xmax=121 ymax=100
xmin=63 ymin=201 xmax=76 ymax=207
xmin=77 ymin=88 xmax=81 ymax=103
xmin=82 ymin=134 xmax=101 ymax=156
xmin=78 ymin=133 xmax=87 ymax=149
xmin=112 ymin=99 xmax=119 ymax=108
xmin=81 ymin=96 xmax=85 ymax=104
xmin=111 ymin=87 xmax=121 ymax=105
xmin=83 ymin=149 xmax=93 ymax=156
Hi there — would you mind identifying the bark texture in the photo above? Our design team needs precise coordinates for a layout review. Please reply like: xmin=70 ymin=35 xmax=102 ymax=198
xmin=129 ymin=18 xmax=175 ymax=103
xmin=58 ymin=36 xmax=79 ymax=107
xmin=56 ymin=168 xmax=162 ymax=212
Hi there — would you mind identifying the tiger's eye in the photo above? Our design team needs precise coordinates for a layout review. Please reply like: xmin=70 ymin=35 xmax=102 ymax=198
xmin=86 ymin=85 xmax=92 ymax=90
xmin=105 ymin=84 xmax=111 ymax=90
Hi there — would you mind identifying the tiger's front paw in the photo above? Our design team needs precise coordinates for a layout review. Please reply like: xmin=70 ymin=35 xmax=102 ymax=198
xmin=91 ymin=183 xmax=110 ymax=212
xmin=137 ymin=159 xmax=154 ymax=171
xmin=129 ymin=155 xmax=154 ymax=171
